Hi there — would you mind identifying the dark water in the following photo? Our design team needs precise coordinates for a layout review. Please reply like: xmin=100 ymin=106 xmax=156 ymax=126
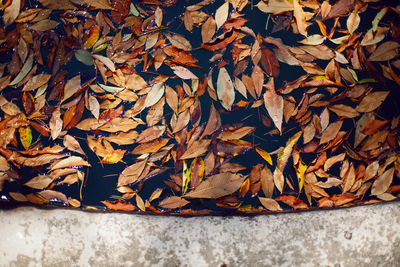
xmin=1 ymin=0 xmax=399 ymax=214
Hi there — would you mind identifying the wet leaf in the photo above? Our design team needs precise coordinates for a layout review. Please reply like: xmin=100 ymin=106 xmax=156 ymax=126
xmin=180 ymin=139 xmax=211 ymax=160
xmin=255 ymin=147 xmax=272 ymax=165
xmin=320 ymin=120 xmax=343 ymax=144
xmin=263 ymin=80 xmax=283 ymax=133
xmin=328 ymin=104 xmax=360 ymax=118
xmin=111 ymin=0 xmax=130 ymax=24
xmin=49 ymin=107 xmax=63 ymax=140
xmin=61 ymin=75 xmax=81 ymax=103
xmin=185 ymin=173 xmax=245 ymax=199
xmin=368 ymin=41 xmax=400 ymax=62
xmin=217 ymin=67 xmax=235 ymax=111
xmin=171 ymin=66 xmax=198 ymax=80
xmin=215 ymin=2 xmax=229 ymax=29
xmin=24 ymin=175 xmax=52 ymax=189
xmin=258 ymin=197 xmax=282 ymax=211
xmin=118 ymin=160 xmax=147 ymax=186
xmin=3 ymin=0 xmax=21 ymax=26
xmin=371 ymin=168 xmax=394 ymax=196
xmin=102 ymin=200 xmax=136 ymax=211
xmin=159 ymin=196 xmax=190 ymax=209
xmin=19 ymin=126 xmax=32 ymax=150
xmin=356 ymin=91 xmax=389 ymax=112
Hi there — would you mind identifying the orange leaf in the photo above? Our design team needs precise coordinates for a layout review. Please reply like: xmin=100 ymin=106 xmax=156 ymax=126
xmin=101 ymin=200 xmax=137 ymax=211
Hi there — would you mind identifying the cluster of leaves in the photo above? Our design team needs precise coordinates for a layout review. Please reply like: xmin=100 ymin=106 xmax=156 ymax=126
xmin=0 ymin=0 xmax=399 ymax=215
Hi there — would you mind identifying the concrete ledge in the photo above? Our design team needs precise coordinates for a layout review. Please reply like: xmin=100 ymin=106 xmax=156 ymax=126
xmin=1 ymin=203 xmax=399 ymax=266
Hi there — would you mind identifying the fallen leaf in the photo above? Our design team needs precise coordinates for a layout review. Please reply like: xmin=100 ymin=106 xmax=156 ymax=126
xmin=320 ymin=120 xmax=343 ymax=144
xmin=371 ymin=168 xmax=394 ymax=196
xmin=368 ymin=41 xmax=400 ymax=62
xmin=185 ymin=172 xmax=245 ymax=199
xmin=159 ymin=196 xmax=190 ymax=209
xmin=180 ymin=139 xmax=211 ymax=160
xmin=217 ymin=67 xmax=235 ymax=111
xmin=49 ymin=107 xmax=63 ymax=140
xmin=215 ymin=2 xmax=229 ymax=29
xmin=101 ymin=200 xmax=136 ymax=211
xmin=24 ymin=175 xmax=52 ymax=189
xmin=263 ymin=80 xmax=283 ymax=133
xmin=356 ymin=91 xmax=389 ymax=112
xmin=258 ymin=197 xmax=282 ymax=211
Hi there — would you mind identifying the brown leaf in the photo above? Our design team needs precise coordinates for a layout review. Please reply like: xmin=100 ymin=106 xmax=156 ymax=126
xmin=258 ymin=197 xmax=282 ymax=211
xmin=49 ymin=156 xmax=91 ymax=171
xmin=49 ymin=107 xmax=63 ymax=140
xmin=24 ymin=175 xmax=52 ymax=189
xmin=217 ymin=67 xmax=235 ymax=110
xmin=184 ymin=172 xmax=245 ymax=199
xmin=63 ymin=135 xmax=85 ymax=155
xmin=22 ymin=74 xmax=51 ymax=92
xmin=200 ymin=104 xmax=221 ymax=139
xmin=368 ymin=41 xmax=400 ymax=62
xmin=320 ymin=120 xmax=343 ymax=144
xmin=39 ymin=0 xmax=76 ymax=9
xmin=324 ymin=153 xmax=346 ymax=171
xmin=356 ymin=91 xmax=389 ymax=113
xmin=328 ymin=104 xmax=360 ymax=118
xmin=217 ymin=126 xmax=255 ymax=141
xmin=136 ymin=126 xmax=165 ymax=143
xmin=371 ymin=168 xmax=394 ymax=196
xmin=3 ymin=0 xmax=21 ymax=26
xmin=159 ymin=196 xmax=190 ymax=209
xmin=325 ymin=0 xmax=355 ymax=20
xmin=118 ymin=160 xmax=147 ymax=186
xmin=180 ymin=139 xmax=211 ymax=160
xmin=131 ymin=138 xmax=169 ymax=154
xmin=165 ymin=33 xmax=192 ymax=51
xmin=263 ymin=80 xmax=283 ymax=133
xmin=293 ymin=0 xmax=309 ymax=37
xmin=201 ymin=16 xmax=216 ymax=44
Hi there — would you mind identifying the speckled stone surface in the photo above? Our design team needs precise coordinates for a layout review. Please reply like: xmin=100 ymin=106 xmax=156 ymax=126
xmin=0 ymin=202 xmax=399 ymax=267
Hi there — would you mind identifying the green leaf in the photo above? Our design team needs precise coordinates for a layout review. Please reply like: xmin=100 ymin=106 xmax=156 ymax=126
xmin=75 ymin=49 xmax=94 ymax=66
xmin=9 ymin=54 xmax=34 ymax=86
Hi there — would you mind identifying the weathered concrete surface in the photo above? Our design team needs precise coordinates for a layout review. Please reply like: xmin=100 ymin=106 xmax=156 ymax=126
xmin=0 ymin=203 xmax=399 ymax=267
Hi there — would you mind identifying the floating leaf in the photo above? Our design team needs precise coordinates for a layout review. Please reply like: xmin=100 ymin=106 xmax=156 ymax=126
xmin=201 ymin=16 xmax=216 ymax=44
xmin=217 ymin=67 xmax=235 ymax=111
xmin=159 ymin=196 xmax=190 ymax=209
xmin=356 ymin=91 xmax=389 ymax=112
xmin=19 ymin=126 xmax=32 ymax=150
xmin=102 ymin=200 xmax=136 ymax=211
xmin=215 ymin=2 xmax=229 ymax=29
xmin=185 ymin=173 xmax=245 ymax=199
xmin=258 ymin=197 xmax=282 ymax=211
xmin=371 ymin=168 xmax=394 ymax=196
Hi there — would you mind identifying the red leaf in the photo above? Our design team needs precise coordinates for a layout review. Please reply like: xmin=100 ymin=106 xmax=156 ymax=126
xmin=260 ymin=45 xmax=280 ymax=77
xmin=111 ymin=0 xmax=130 ymax=24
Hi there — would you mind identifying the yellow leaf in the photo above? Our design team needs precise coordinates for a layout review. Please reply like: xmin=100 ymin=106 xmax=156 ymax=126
xmin=100 ymin=149 xmax=125 ymax=164
xmin=182 ymin=160 xmax=191 ymax=194
xmin=19 ymin=126 xmax=32 ymax=150
xmin=255 ymin=147 xmax=273 ymax=165
xmin=296 ymin=160 xmax=307 ymax=192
